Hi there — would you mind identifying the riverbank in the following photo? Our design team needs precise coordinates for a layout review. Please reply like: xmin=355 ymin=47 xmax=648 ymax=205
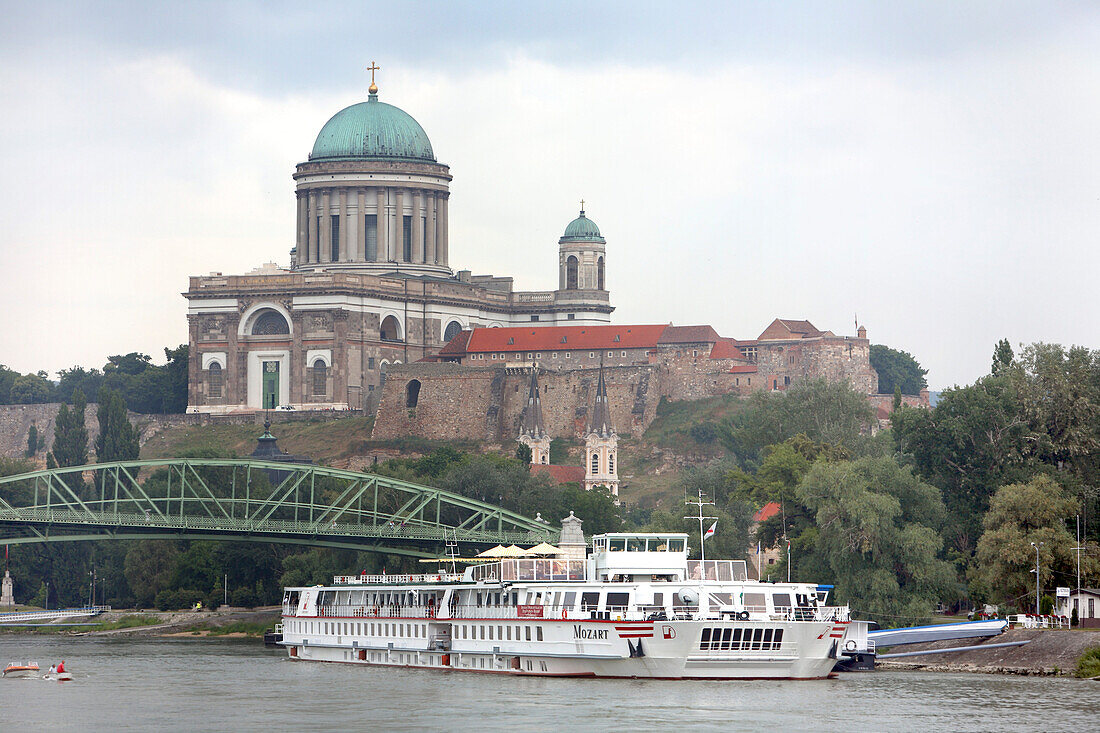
xmin=1 ymin=606 xmax=280 ymax=638
xmin=876 ymin=628 xmax=1100 ymax=676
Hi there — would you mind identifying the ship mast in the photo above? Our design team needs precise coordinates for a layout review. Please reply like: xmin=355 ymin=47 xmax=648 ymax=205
xmin=685 ymin=488 xmax=717 ymax=619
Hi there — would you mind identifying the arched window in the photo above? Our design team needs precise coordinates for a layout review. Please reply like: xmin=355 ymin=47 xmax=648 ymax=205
xmin=443 ymin=321 xmax=463 ymax=343
xmin=566 ymin=256 xmax=579 ymax=290
xmin=252 ymin=310 xmax=290 ymax=335
xmin=590 ymin=452 xmax=600 ymax=474
xmin=405 ymin=379 xmax=421 ymax=408
xmin=379 ymin=361 xmax=389 ymax=391
xmin=608 ymin=453 xmax=615 ymax=474
xmin=597 ymin=257 xmax=605 ymax=291
xmin=380 ymin=315 xmax=402 ymax=342
xmin=312 ymin=360 xmax=327 ymax=397
xmin=208 ymin=362 xmax=223 ymax=398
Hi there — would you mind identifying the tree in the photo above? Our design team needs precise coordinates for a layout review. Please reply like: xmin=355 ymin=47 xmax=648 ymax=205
xmin=0 ymin=364 xmax=16 ymax=404
xmin=25 ymin=425 xmax=39 ymax=457
xmin=717 ymin=378 xmax=875 ymax=467
xmin=991 ymin=339 xmax=1014 ymax=376
xmin=514 ymin=442 xmax=532 ymax=464
xmin=869 ymin=344 xmax=928 ymax=395
xmin=974 ymin=475 xmax=1098 ymax=609
xmin=104 ymin=352 xmax=153 ymax=376
xmin=95 ymin=388 xmax=139 ymax=462
xmin=163 ymin=345 xmax=189 ymax=414
xmin=55 ymin=366 xmax=103 ymax=405
xmin=51 ymin=389 xmax=88 ymax=468
xmin=9 ymin=373 xmax=51 ymax=404
xmin=892 ymin=376 xmax=1032 ymax=552
xmin=792 ymin=456 xmax=955 ymax=626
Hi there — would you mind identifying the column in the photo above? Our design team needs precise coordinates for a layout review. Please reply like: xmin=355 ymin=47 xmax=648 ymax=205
xmin=439 ymin=194 xmax=449 ymax=265
xmin=426 ymin=192 xmax=437 ymax=264
xmin=395 ymin=189 xmax=406 ymax=262
xmin=412 ymin=190 xmax=424 ymax=263
xmin=375 ymin=187 xmax=387 ymax=261
xmin=356 ymin=189 xmax=366 ymax=262
xmin=307 ymin=191 xmax=319 ymax=264
xmin=337 ymin=189 xmax=348 ymax=262
xmin=320 ymin=190 xmax=331 ymax=263
xmin=296 ymin=193 xmax=307 ymax=264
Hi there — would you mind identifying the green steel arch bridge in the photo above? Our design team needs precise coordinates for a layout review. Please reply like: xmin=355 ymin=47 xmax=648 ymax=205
xmin=0 ymin=459 xmax=557 ymax=558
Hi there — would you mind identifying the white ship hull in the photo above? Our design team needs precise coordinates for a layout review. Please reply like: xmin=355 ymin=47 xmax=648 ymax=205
xmin=280 ymin=616 xmax=847 ymax=680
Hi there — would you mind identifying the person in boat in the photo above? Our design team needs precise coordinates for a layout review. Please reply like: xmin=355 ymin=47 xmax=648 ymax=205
xmin=56 ymin=660 xmax=65 ymax=674
xmin=48 ymin=664 xmax=56 ymax=675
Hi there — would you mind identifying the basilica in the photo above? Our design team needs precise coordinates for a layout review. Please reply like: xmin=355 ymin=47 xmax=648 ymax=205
xmin=185 ymin=72 xmax=613 ymax=413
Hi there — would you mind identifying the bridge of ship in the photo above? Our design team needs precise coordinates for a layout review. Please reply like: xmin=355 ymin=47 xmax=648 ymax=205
xmin=0 ymin=459 xmax=556 ymax=558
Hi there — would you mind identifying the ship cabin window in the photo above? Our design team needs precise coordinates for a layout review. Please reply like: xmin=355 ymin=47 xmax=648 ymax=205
xmin=525 ymin=626 xmax=532 ymax=641
xmin=608 ymin=538 xmax=626 ymax=552
xmin=647 ymin=538 xmax=668 ymax=552
xmin=626 ymin=537 xmax=647 ymax=552
xmin=772 ymin=593 xmax=792 ymax=614
xmin=606 ymin=592 xmax=630 ymax=610
xmin=581 ymin=592 xmax=600 ymax=611
xmin=506 ymin=626 xmax=512 ymax=640
xmin=667 ymin=538 xmax=686 ymax=552
xmin=536 ymin=627 xmax=544 ymax=641
xmin=743 ymin=592 xmax=767 ymax=612
xmin=594 ymin=538 xmax=607 ymax=551
xmin=563 ymin=591 xmax=577 ymax=609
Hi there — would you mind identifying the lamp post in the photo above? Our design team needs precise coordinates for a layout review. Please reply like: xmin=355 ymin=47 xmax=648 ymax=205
xmin=1030 ymin=541 xmax=1044 ymax=616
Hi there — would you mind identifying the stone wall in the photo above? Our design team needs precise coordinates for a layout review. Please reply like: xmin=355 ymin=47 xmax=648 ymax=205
xmin=372 ymin=363 xmax=661 ymax=442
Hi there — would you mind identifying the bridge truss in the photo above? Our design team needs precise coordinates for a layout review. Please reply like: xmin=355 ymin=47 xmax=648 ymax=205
xmin=0 ymin=459 xmax=556 ymax=558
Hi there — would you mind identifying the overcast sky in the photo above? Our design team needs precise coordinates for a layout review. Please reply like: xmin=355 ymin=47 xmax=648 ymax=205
xmin=1 ymin=1 xmax=1097 ymax=389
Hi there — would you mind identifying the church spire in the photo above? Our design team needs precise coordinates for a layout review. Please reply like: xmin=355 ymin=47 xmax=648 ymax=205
xmin=589 ymin=362 xmax=614 ymax=438
xmin=520 ymin=368 xmax=547 ymax=439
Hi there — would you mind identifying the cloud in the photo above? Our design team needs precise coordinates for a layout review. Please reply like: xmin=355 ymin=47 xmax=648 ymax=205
xmin=0 ymin=17 xmax=1097 ymax=390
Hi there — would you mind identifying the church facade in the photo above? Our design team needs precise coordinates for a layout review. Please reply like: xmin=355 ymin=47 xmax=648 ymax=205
xmin=184 ymin=75 xmax=613 ymax=413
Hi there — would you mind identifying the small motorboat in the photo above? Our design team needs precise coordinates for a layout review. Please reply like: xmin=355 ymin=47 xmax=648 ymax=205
xmin=43 ymin=671 xmax=73 ymax=682
xmin=3 ymin=661 xmax=40 ymax=678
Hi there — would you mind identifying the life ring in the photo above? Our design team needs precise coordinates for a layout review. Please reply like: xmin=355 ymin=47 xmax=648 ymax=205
xmin=844 ymin=639 xmax=857 ymax=652
xmin=737 ymin=611 xmax=750 ymax=621
xmin=561 ymin=610 xmax=567 ymax=619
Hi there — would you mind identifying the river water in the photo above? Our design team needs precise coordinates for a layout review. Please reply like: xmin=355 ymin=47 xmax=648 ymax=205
xmin=1 ymin=636 xmax=1097 ymax=731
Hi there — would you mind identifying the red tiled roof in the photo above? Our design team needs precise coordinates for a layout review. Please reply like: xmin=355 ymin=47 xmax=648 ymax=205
xmin=729 ymin=364 xmax=757 ymax=374
xmin=657 ymin=325 xmax=721 ymax=345
xmin=708 ymin=338 xmax=745 ymax=360
xmin=437 ymin=329 xmax=472 ymax=357
xmin=753 ymin=501 xmax=781 ymax=523
xmin=465 ymin=324 xmax=670 ymax=353
xmin=758 ymin=318 xmax=824 ymax=341
xmin=530 ymin=464 xmax=586 ymax=484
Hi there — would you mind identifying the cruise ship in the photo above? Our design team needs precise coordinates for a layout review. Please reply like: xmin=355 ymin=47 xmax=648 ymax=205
xmin=279 ymin=516 xmax=849 ymax=679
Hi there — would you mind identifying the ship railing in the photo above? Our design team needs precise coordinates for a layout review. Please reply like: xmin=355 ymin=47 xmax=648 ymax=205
xmin=686 ymin=560 xmax=749 ymax=582
xmin=333 ymin=573 xmax=465 ymax=585
xmin=470 ymin=559 xmax=586 ymax=583
xmin=313 ymin=604 xmax=441 ymax=619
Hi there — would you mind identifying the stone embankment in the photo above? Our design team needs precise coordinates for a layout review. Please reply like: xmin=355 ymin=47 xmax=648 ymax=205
xmin=78 ymin=606 xmax=280 ymax=637
xmin=876 ymin=628 xmax=1100 ymax=676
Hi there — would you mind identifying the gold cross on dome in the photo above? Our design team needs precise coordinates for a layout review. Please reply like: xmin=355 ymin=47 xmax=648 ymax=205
xmin=580 ymin=199 xmax=585 ymax=211
xmin=367 ymin=61 xmax=381 ymax=84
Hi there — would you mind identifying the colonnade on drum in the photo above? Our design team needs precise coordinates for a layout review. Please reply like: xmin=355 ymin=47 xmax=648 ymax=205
xmin=296 ymin=187 xmax=449 ymax=267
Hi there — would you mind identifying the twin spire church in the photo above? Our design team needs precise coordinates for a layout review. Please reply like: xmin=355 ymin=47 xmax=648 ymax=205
xmin=184 ymin=68 xmax=613 ymax=414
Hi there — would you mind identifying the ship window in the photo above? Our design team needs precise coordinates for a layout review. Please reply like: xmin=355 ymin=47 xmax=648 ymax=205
xmin=647 ymin=538 xmax=668 ymax=552
xmin=563 ymin=592 xmax=577 ymax=609
xmin=772 ymin=593 xmax=792 ymax=612
xmin=607 ymin=592 xmax=629 ymax=609
xmin=772 ymin=629 xmax=784 ymax=650
xmin=506 ymin=626 xmax=512 ymax=640
xmin=626 ymin=537 xmax=646 ymax=552
xmin=515 ymin=625 xmax=521 ymax=640
xmin=525 ymin=626 xmax=532 ymax=641
xmin=720 ymin=628 xmax=733 ymax=650
xmin=731 ymin=628 xmax=743 ymax=650
xmin=536 ymin=627 xmax=544 ymax=641
xmin=481 ymin=626 xmax=486 ymax=640
xmin=700 ymin=628 xmax=711 ymax=650
xmin=751 ymin=628 xmax=763 ymax=651
xmin=743 ymin=593 xmax=766 ymax=611
xmin=667 ymin=539 xmax=685 ymax=552
xmin=581 ymin=592 xmax=600 ymax=612
xmin=608 ymin=538 xmax=626 ymax=552
xmin=762 ymin=629 xmax=774 ymax=649
xmin=497 ymin=625 xmax=503 ymax=640
xmin=652 ymin=593 xmax=664 ymax=606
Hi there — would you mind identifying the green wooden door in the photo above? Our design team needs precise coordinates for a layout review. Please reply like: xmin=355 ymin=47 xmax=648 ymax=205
xmin=262 ymin=361 xmax=280 ymax=409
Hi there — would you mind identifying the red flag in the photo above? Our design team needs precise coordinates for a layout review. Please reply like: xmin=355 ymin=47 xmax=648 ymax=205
xmin=704 ymin=521 xmax=717 ymax=540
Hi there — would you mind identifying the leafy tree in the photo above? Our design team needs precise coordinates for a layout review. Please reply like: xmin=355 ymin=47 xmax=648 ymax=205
xmin=95 ymin=388 xmax=139 ymax=462
xmin=974 ymin=475 xmax=1098 ymax=609
xmin=991 ymin=338 xmax=1014 ymax=376
xmin=0 ymin=364 xmax=16 ymax=403
xmin=792 ymin=456 xmax=955 ymax=626
xmin=549 ymin=438 xmax=570 ymax=465
xmin=51 ymin=389 xmax=88 ymax=468
xmin=717 ymin=378 xmax=874 ymax=467
xmin=1009 ymin=343 xmax=1100 ymax=472
xmin=55 ymin=366 xmax=104 ymax=405
xmin=104 ymin=352 xmax=153 ymax=376
xmin=514 ymin=442 xmax=532 ymax=463
xmin=869 ymin=344 xmax=928 ymax=395
xmin=163 ymin=345 xmax=189 ymax=414
xmin=892 ymin=376 xmax=1032 ymax=551
xmin=9 ymin=373 xmax=51 ymax=404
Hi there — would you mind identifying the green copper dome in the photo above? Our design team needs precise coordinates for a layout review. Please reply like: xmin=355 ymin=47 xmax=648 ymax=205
xmin=310 ymin=93 xmax=435 ymax=162
xmin=561 ymin=210 xmax=605 ymax=242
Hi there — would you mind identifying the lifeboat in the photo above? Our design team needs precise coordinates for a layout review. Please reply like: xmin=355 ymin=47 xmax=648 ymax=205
xmin=3 ymin=661 xmax=40 ymax=678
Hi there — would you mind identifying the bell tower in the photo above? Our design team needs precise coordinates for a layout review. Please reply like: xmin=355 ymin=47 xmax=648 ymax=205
xmin=584 ymin=363 xmax=619 ymax=497
xmin=517 ymin=368 xmax=551 ymax=465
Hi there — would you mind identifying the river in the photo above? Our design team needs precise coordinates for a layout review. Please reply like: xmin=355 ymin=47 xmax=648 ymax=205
xmin=1 ymin=636 xmax=1097 ymax=731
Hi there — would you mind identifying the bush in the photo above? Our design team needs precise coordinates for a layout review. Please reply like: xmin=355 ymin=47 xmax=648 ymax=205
xmin=1074 ymin=646 xmax=1100 ymax=679
xmin=1040 ymin=594 xmax=1055 ymax=615
xmin=231 ymin=586 xmax=259 ymax=609
xmin=688 ymin=422 xmax=718 ymax=444
xmin=155 ymin=588 xmax=206 ymax=611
